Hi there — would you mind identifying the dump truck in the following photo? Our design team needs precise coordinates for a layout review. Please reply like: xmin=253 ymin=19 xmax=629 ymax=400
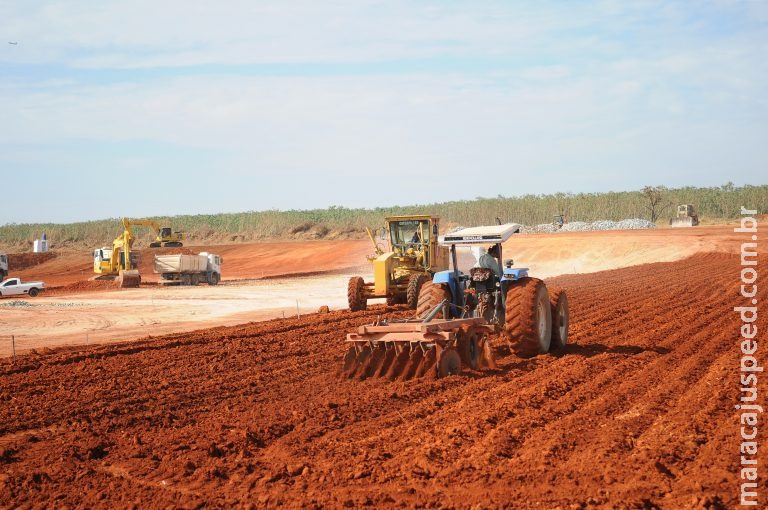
xmin=0 ymin=253 xmax=7 ymax=280
xmin=348 ymin=215 xmax=449 ymax=311
xmin=154 ymin=252 xmax=222 ymax=285
xmin=343 ymin=223 xmax=569 ymax=380
xmin=670 ymin=204 xmax=699 ymax=227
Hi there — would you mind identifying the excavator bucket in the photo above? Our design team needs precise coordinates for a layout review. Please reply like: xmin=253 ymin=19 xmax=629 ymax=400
xmin=342 ymin=317 xmax=496 ymax=380
xmin=116 ymin=270 xmax=141 ymax=288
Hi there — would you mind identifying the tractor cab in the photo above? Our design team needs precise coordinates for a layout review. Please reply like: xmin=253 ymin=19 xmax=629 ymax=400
xmin=433 ymin=223 xmax=527 ymax=324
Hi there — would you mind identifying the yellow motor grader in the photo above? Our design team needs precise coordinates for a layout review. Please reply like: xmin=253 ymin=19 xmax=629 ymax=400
xmin=348 ymin=215 xmax=449 ymax=311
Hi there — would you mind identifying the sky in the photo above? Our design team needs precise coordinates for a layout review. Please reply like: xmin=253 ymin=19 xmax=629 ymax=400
xmin=1 ymin=0 xmax=766 ymax=224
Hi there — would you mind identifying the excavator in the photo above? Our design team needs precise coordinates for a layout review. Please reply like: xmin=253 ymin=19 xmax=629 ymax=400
xmin=122 ymin=218 xmax=185 ymax=248
xmin=92 ymin=223 xmax=141 ymax=288
xmin=92 ymin=218 xmax=185 ymax=287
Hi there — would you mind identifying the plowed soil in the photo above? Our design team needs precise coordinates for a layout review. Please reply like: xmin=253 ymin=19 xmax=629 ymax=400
xmin=0 ymin=252 xmax=759 ymax=508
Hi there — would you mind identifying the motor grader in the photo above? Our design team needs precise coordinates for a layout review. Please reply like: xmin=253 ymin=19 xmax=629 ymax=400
xmin=343 ymin=223 xmax=569 ymax=380
xmin=347 ymin=215 xmax=449 ymax=311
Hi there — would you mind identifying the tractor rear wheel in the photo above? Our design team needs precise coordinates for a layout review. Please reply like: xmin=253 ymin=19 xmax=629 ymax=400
xmin=549 ymin=288 xmax=569 ymax=349
xmin=348 ymin=276 xmax=367 ymax=311
xmin=416 ymin=281 xmax=451 ymax=319
xmin=406 ymin=274 xmax=429 ymax=309
xmin=504 ymin=277 xmax=552 ymax=357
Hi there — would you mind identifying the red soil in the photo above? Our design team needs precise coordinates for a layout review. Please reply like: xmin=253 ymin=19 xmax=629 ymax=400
xmin=6 ymin=252 xmax=56 ymax=271
xmin=0 ymin=252 xmax=757 ymax=508
xmin=10 ymin=240 xmax=372 ymax=288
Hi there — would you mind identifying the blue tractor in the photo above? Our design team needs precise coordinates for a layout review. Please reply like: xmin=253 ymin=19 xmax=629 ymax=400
xmin=415 ymin=223 xmax=569 ymax=357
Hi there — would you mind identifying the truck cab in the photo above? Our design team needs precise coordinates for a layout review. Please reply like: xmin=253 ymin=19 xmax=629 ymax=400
xmin=0 ymin=253 xmax=7 ymax=279
xmin=200 ymin=252 xmax=222 ymax=273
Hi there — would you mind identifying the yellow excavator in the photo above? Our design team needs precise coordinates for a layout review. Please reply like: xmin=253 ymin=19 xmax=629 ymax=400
xmin=92 ymin=222 xmax=141 ymax=287
xmin=92 ymin=218 xmax=185 ymax=287
xmin=122 ymin=218 xmax=185 ymax=248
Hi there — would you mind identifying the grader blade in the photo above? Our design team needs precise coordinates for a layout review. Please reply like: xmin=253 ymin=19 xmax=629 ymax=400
xmin=343 ymin=317 xmax=496 ymax=380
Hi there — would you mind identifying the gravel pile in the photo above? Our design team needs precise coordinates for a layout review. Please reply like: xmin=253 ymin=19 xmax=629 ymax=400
xmin=521 ymin=223 xmax=558 ymax=234
xmin=521 ymin=218 xmax=655 ymax=234
xmin=0 ymin=300 xmax=34 ymax=307
xmin=0 ymin=301 xmax=84 ymax=308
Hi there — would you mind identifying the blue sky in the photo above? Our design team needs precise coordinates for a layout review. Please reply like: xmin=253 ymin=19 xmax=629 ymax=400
xmin=1 ymin=1 xmax=766 ymax=223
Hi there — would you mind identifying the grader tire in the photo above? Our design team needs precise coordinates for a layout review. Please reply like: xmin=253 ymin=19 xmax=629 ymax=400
xmin=416 ymin=281 xmax=451 ymax=319
xmin=505 ymin=277 xmax=552 ymax=357
xmin=348 ymin=276 xmax=367 ymax=311
xmin=549 ymin=288 xmax=569 ymax=349
xmin=406 ymin=274 xmax=429 ymax=310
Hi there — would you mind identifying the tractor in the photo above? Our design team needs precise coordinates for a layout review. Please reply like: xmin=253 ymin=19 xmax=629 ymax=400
xmin=347 ymin=215 xmax=449 ymax=311
xmin=343 ymin=223 xmax=569 ymax=380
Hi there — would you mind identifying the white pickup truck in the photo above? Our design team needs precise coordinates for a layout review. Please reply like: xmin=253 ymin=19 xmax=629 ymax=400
xmin=0 ymin=278 xmax=45 ymax=297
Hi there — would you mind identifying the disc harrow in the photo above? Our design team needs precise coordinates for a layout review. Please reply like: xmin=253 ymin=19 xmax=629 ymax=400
xmin=342 ymin=317 xmax=496 ymax=380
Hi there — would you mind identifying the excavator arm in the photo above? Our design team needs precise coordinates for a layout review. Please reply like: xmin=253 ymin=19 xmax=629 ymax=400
xmin=122 ymin=217 xmax=184 ymax=248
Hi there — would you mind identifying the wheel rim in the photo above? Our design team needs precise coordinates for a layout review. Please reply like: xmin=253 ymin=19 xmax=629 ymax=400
xmin=537 ymin=299 xmax=547 ymax=339
xmin=557 ymin=306 xmax=567 ymax=340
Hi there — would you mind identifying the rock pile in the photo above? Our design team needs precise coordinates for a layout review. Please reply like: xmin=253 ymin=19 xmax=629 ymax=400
xmin=521 ymin=218 xmax=656 ymax=234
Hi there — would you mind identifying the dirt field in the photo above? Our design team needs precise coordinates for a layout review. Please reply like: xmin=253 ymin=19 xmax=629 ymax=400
xmin=0 ymin=248 xmax=757 ymax=508
xmin=0 ymin=226 xmax=741 ymax=357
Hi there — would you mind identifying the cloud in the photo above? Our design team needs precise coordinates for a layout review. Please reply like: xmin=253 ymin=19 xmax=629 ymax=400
xmin=0 ymin=1 xmax=765 ymax=222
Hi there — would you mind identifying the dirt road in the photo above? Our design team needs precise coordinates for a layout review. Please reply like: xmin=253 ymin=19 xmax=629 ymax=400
xmin=0 ymin=252 xmax=757 ymax=507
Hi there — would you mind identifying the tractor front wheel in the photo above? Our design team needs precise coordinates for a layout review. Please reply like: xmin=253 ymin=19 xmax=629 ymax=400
xmin=348 ymin=276 xmax=367 ymax=311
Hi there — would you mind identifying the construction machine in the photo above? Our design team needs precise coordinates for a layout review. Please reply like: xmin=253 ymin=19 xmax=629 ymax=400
xmin=343 ymin=223 xmax=570 ymax=380
xmin=92 ymin=224 xmax=141 ymax=288
xmin=121 ymin=218 xmax=185 ymax=247
xmin=347 ymin=215 xmax=449 ymax=311
xmin=669 ymin=204 xmax=699 ymax=227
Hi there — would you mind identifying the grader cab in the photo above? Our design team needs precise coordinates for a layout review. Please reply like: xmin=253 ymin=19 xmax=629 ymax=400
xmin=347 ymin=215 xmax=449 ymax=311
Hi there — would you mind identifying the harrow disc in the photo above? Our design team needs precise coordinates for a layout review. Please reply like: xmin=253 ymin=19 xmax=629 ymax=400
xmin=437 ymin=348 xmax=461 ymax=378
